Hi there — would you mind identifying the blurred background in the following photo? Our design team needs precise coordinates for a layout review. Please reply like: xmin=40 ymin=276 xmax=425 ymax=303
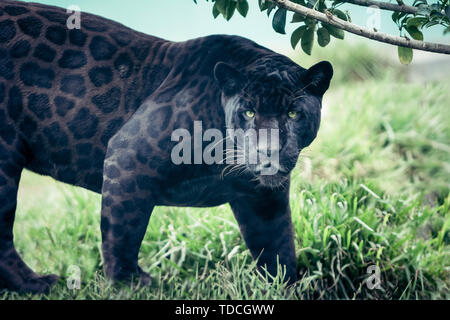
xmin=9 ymin=0 xmax=450 ymax=299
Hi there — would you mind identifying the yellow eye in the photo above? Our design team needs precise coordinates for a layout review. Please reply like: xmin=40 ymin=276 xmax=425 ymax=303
xmin=245 ymin=110 xmax=255 ymax=118
xmin=288 ymin=111 xmax=298 ymax=119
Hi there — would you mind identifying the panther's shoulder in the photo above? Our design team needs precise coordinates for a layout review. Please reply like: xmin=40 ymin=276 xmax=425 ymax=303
xmin=173 ymin=34 xmax=302 ymax=78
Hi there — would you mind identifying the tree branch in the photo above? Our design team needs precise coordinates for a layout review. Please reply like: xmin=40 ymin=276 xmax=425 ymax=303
xmin=340 ymin=0 xmax=418 ymax=15
xmin=269 ymin=0 xmax=450 ymax=55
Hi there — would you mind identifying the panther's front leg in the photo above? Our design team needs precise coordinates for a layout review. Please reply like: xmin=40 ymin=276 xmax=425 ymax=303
xmin=100 ymin=173 xmax=154 ymax=284
xmin=229 ymin=188 xmax=298 ymax=284
xmin=100 ymin=124 xmax=156 ymax=285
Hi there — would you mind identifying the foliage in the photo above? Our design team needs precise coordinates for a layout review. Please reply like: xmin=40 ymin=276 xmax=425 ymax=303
xmin=392 ymin=0 xmax=450 ymax=63
xmin=194 ymin=0 xmax=450 ymax=63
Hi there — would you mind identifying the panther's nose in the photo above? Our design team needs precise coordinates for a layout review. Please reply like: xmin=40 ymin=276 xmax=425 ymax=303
xmin=254 ymin=160 xmax=272 ymax=174
xmin=254 ymin=149 xmax=281 ymax=175
xmin=254 ymin=160 xmax=282 ymax=176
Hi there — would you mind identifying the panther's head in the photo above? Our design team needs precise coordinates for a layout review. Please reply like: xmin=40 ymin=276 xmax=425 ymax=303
xmin=214 ymin=58 xmax=333 ymax=188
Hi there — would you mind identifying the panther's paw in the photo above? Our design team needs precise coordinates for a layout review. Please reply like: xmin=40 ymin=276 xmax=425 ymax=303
xmin=107 ymin=265 xmax=152 ymax=289
xmin=136 ymin=266 xmax=152 ymax=287
xmin=37 ymin=274 xmax=59 ymax=286
xmin=19 ymin=274 xmax=59 ymax=294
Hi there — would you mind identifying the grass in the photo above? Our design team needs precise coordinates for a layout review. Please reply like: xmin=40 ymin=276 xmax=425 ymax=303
xmin=2 ymin=44 xmax=449 ymax=300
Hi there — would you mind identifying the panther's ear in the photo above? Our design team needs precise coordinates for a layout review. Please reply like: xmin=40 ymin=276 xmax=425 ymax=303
xmin=301 ymin=61 xmax=333 ymax=97
xmin=214 ymin=62 xmax=246 ymax=96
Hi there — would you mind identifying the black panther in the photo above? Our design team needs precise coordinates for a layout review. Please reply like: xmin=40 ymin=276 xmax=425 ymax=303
xmin=0 ymin=0 xmax=333 ymax=293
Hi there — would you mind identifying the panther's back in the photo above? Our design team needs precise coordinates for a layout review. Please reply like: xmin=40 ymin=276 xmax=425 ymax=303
xmin=0 ymin=0 xmax=174 ymax=191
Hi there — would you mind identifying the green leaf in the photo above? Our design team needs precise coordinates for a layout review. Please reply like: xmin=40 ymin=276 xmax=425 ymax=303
xmin=445 ymin=6 xmax=450 ymax=20
xmin=405 ymin=26 xmax=424 ymax=40
xmin=258 ymin=0 xmax=269 ymax=11
xmin=214 ymin=0 xmax=236 ymax=21
xmin=323 ymin=23 xmax=344 ymax=39
xmin=406 ymin=17 xmax=428 ymax=28
xmin=301 ymin=26 xmax=315 ymax=55
xmin=224 ymin=1 xmax=236 ymax=20
xmin=291 ymin=25 xmax=307 ymax=49
xmin=317 ymin=27 xmax=330 ymax=47
xmin=272 ymin=8 xmax=287 ymax=34
xmin=237 ymin=0 xmax=249 ymax=18
xmin=291 ymin=12 xmax=305 ymax=23
xmin=331 ymin=9 xmax=347 ymax=21
xmin=212 ymin=3 xmax=220 ymax=19
xmin=392 ymin=11 xmax=408 ymax=26
xmin=267 ymin=4 xmax=276 ymax=17
xmin=305 ymin=18 xmax=316 ymax=28
xmin=392 ymin=11 xmax=400 ymax=24
xmin=318 ymin=0 xmax=328 ymax=12
xmin=215 ymin=0 xmax=227 ymax=16
xmin=398 ymin=46 xmax=413 ymax=65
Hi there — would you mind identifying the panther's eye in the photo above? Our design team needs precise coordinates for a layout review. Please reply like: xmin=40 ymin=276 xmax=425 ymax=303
xmin=288 ymin=111 xmax=298 ymax=119
xmin=245 ymin=110 xmax=255 ymax=118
